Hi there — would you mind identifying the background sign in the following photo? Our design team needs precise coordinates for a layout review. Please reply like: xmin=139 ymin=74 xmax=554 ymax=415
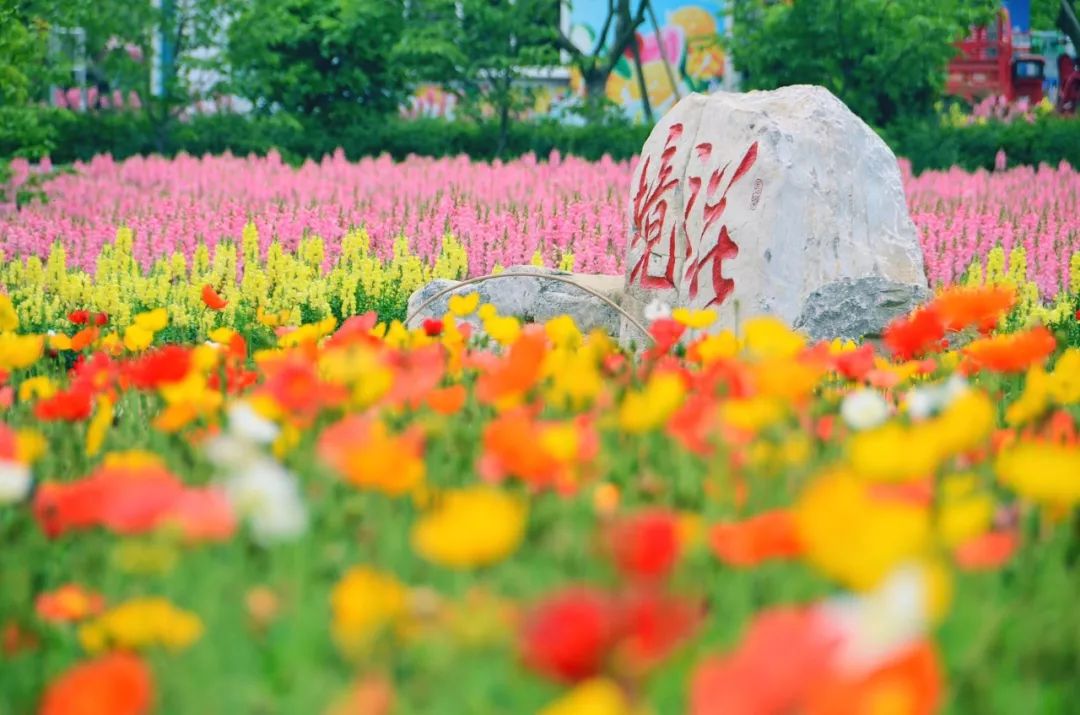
xmin=566 ymin=1 xmax=727 ymax=120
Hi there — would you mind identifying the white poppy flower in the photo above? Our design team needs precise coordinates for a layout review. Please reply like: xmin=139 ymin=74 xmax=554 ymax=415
xmin=840 ymin=389 xmax=890 ymax=431
xmin=224 ymin=458 xmax=308 ymax=545
xmin=228 ymin=402 xmax=280 ymax=445
xmin=0 ymin=460 xmax=31 ymax=504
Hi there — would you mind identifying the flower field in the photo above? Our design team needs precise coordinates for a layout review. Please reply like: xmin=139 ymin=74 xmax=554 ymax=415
xmin=1 ymin=154 xmax=1079 ymax=714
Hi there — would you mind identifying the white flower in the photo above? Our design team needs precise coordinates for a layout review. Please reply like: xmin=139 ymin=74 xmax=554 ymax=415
xmin=906 ymin=375 xmax=968 ymax=421
xmin=205 ymin=434 xmax=264 ymax=470
xmin=840 ymin=389 xmax=890 ymax=431
xmin=228 ymin=402 xmax=279 ymax=445
xmin=224 ymin=458 xmax=307 ymax=545
xmin=0 ymin=460 xmax=31 ymax=504
xmin=644 ymin=299 xmax=672 ymax=322
xmin=819 ymin=564 xmax=930 ymax=675
xmin=905 ymin=387 xmax=938 ymax=421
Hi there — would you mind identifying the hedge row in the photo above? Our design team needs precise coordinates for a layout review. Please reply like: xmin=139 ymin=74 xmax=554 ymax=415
xmin=3 ymin=106 xmax=1080 ymax=173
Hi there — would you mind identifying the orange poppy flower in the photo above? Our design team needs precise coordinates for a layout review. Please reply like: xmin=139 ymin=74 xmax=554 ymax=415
xmin=954 ymin=530 xmax=1019 ymax=571
xmin=805 ymin=640 xmax=942 ymax=715
xmin=708 ymin=510 xmax=803 ymax=567
xmin=963 ymin=326 xmax=1056 ymax=373
xmin=40 ymin=652 xmax=153 ymax=715
xmin=426 ymin=384 xmax=467 ymax=415
xmin=931 ymin=285 xmax=1015 ymax=333
xmin=317 ymin=416 xmax=426 ymax=496
xmin=475 ymin=329 xmax=546 ymax=406
xmin=36 ymin=584 xmax=106 ymax=623
xmin=201 ymin=284 xmax=228 ymax=310
xmin=70 ymin=327 xmax=100 ymax=352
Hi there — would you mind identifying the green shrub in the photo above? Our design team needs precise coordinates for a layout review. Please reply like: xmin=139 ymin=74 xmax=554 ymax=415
xmin=3 ymin=105 xmax=1079 ymax=173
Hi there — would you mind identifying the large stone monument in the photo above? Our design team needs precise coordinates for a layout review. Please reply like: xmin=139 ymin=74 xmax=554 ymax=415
xmin=619 ymin=85 xmax=929 ymax=343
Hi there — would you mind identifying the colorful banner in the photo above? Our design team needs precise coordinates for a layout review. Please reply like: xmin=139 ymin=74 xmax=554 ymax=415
xmin=566 ymin=1 xmax=727 ymax=121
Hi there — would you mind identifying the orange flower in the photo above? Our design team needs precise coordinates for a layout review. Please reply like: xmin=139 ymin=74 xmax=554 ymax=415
xmin=201 ymin=284 xmax=228 ymax=311
xmin=317 ymin=416 xmax=425 ymax=496
xmin=475 ymin=329 xmax=546 ymax=407
xmin=36 ymin=585 xmax=106 ymax=623
xmin=954 ymin=530 xmax=1019 ymax=571
xmin=805 ymin=640 xmax=943 ymax=715
xmin=708 ymin=510 xmax=803 ymax=567
xmin=71 ymin=327 xmax=100 ymax=352
xmin=478 ymin=411 xmax=596 ymax=492
xmin=963 ymin=326 xmax=1056 ymax=373
xmin=426 ymin=384 xmax=467 ymax=415
xmin=883 ymin=307 xmax=945 ymax=361
xmin=931 ymin=285 xmax=1015 ymax=333
xmin=40 ymin=652 xmax=153 ymax=715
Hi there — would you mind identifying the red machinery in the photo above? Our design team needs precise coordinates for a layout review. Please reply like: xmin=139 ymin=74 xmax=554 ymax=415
xmin=1058 ymin=53 xmax=1080 ymax=113
xmin=947 ymin=9 xmax=1045 ymax=104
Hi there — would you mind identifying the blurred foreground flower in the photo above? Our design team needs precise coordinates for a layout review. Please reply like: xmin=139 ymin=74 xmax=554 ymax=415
xmin=40 ymin=652 xmax=153 ymax=715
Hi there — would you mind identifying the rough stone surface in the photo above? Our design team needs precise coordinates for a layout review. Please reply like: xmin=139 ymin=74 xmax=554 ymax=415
xmin=406 ymin=266 xmax=630 ymax=336
xmin=793 ymin=277 xmax=932 ymax=341
xmin=620 ymin=84 xmax=929 ymax=342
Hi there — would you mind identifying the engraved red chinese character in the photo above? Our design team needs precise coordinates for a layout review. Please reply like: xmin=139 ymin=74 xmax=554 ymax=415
xmin=683 ymin=141 xmax=759 ymax=308
xmin=629 ymin=123 xmax=683 ymax=290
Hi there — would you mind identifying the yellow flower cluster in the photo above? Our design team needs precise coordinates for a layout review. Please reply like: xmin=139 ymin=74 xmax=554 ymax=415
xmin=78 ymin=597 xmax=203 ymax=653
xmin=964 ymin=246 xmax=1080 ymax=326
xmin=2 ymin=225 xmax=470 ymax=335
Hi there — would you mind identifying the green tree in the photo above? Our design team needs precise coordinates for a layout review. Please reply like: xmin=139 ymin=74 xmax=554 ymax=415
xmin=728 ymin=0 xmax=996 ymax=127
xmin=400 ymin=0 xmax=560 ymax=155
xmin=227 ymin=0 xmax=409 ymax=126
xmin=1033 ymin=0 xmax=1080 ymax=47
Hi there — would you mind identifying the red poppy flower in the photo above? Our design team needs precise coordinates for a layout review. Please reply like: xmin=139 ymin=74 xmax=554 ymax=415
xmin=609 ymin=509 xmax=681 ymax=581
xmin=40 ymin=652 xmax=153 ymax=715
xmin=709 ymin=510 xmax=803 ymax=567
xmin=32 ymin=462 xmax=185 ymax=538
xmin=67 ymin=310 xmax=90 ymax=325
xmin=646 ymin=318 xmax=687 ymax=360
xmin=94 ymin=312 xmax=109 ymax=327
xmin=615 ymin=588 xmax=703 ymax=670
xmin=34 ymin=387 xmax=94 ymax=422
xmin=125 ymin=345 xmax=192 ymax=390
xmin=520 ymin=587 xmax=616 ymax=683
xmin=201 ymin=284 xmax=228 ymax=310
xmin=422 ymin=319 xmax=444 ymax=337
xmin=883 ymin=307 xmax=945 ymax=361
xmin=832 ymin=343 xmax=876 ymax=381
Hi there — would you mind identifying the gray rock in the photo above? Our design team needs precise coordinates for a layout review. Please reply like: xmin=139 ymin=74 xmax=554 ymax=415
xmin=793 ymin=276 xmax=931 ymax=341
xmin=620 ymin=85 xmax=930 ymax=344
xmin=406 ymin=265 xmax=628 ymax=335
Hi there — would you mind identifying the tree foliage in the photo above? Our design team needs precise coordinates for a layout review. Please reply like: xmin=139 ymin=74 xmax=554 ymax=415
xmin=399 ymin=0 xmax=560 ymax=154
xmin=728 ymin=0 xmax=996 ymax=127
xmin=227 ymin=0 xmax=409 ymax=125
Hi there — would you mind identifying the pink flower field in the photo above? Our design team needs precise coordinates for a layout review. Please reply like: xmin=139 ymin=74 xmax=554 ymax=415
xmin=2 ymin=152 xmax=1079 ymax=299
